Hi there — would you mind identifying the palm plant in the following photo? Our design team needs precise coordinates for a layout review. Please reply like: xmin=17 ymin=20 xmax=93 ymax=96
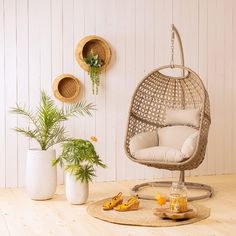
xmin=11 ymin=91 xmax=95 ymax=150
xmin=53 ymin=139 xmax=106 ymax=183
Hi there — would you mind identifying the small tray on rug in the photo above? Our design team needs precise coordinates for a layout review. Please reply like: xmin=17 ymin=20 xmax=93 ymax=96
xmin=154 ymin=206 xmax=197 ymax=220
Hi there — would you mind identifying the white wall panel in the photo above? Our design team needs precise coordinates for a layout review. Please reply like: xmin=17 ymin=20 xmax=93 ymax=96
xmin=102 ymin=0 xmax=117 ymax=181
xmin=0 ymin=0 xmax=236 ymax=187
xmin=224 ymin=0 xmax=233 ymax=174
xmin=5 ymin=0 xmax=18 ymax=187
xmin=51 ymin=0 xmax=64 ymax=185
xmin=16 ymin=0 xmax=29 ymax=186
xmin=0 ymin=0 xmax=6 ymax=187
xmin=207 ymin=0 xmax=217 ymax=175
xmin=233 ymin=1 xmax=236 ymax=174
xmin=197 ymin=0 xmax=208 ymax=176
xmin=28 ymin=0 xmax=41 ymax=150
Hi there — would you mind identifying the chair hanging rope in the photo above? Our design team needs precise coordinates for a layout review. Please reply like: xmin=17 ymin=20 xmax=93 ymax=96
xmin=170 ymin=24 xmax=185 ymax=71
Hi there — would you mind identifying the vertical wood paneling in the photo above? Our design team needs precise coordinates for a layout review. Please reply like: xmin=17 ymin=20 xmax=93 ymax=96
xmin=28 ymin=0 xmax=41 ymax=149
xmin=62 ymin=0 xmax=75 ymax=141
xmin=39 ymin=0 xmax=52 ymax=94
xmin=122 ymin=0 xmax=137 ymax=180
xmin=94 ymin=0 xmax=107 ymax=181
xmin=1 ymin=0 xmax=236 ymax=186
xmin=197 ymin=0 xmax=208 ymax=176
xmin=112 ymin=0 xmax=127 ymax=180
xmin=83 ymin=0 xmax=96 ymax=159
xmin=73 ymin=0 xmax=85 ymax=140
xmin=103 ymin=0 xmax=116 ymax=181
xmin=133 ymin=0 xmax=146 ymax=181
xmin=0 ymin=0 xmax=6 ymax=187
xmin=207 ymin=0 xmax=217 ymax=175
xmin=16 ymin=0 xmax=29 ymax=186
xmin=215 ymin=0 xmax=225 ymax=174
xmin=51 ymin=0 xmax=64 ymax=185
xmin=232 ymin=1 xmax=236 ymax=173
xmin=223 ymin=0 xmax=233 ymax=174
xmin=5 ymin=0 xmax=18 ymax=187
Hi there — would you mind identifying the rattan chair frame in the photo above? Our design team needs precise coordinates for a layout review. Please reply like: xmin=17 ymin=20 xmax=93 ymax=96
xmin=125 ymin=64 xmax=211 ymax=171
xmin=124 ymin=25 xmax=212 ymax=201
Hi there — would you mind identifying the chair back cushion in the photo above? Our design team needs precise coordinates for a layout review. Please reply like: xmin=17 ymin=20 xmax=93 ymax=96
xmin=181 ymin=131 xmax=199 ymax=157
xmin=158 ymin=126 xmax=197 ymax=150
xmin=129 ymin=130 xmax=158 ymax=155
xmin=165 ymin=108 xmax=201 ymax=128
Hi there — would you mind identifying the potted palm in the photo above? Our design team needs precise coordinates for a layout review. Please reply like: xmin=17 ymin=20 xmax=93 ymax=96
xmin=53 ymin=139 xmax=106 ymax=204
xmin=11 ymin=91 xmax=94 ymax=200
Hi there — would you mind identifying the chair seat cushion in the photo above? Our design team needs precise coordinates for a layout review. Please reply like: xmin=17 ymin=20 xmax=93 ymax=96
xmin=129 ymin=125 xmax=199 ymax=162
xmin=133 ymin=146 xmax=185 ymax=163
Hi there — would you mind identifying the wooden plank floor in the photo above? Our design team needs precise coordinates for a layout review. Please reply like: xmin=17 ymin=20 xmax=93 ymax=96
xmin=0 ymin=174 xmax=236 ymax=236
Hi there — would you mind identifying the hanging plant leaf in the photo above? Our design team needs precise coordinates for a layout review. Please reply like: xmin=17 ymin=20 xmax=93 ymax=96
xmin=84 ymin=51 xmax=103 ymax=95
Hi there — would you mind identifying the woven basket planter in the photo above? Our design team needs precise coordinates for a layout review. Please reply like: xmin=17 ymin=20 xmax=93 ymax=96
xmin=53 ymin=74 xmax=81 ymax=103
xmin=75 ymin=35 xmax=111 ymax=72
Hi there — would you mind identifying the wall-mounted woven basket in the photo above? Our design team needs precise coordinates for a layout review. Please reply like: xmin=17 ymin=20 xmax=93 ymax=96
xmin=75 ymin=35 xmax=112 ymax=72
xmin=53 ymin=74 xmax=81 ymax=103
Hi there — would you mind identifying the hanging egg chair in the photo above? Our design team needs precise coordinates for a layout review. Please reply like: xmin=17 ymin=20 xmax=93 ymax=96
xmin=124 ymin=25 xmax=212 ymax=201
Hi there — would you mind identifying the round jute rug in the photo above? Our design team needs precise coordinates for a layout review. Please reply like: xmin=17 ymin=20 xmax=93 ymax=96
xmin=87 ymin=197 xmax=210 ymax=227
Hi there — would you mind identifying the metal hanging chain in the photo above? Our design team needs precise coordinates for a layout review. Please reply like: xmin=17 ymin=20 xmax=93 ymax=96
xmin=170 ymin=25 xmax=175 ymax=68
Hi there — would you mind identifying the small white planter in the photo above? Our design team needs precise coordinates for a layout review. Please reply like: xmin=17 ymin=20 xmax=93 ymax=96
xmin=26 ymin=149 xmax=57 ymax=200
xmin=65 ymin=173 xmax=89 ymax=204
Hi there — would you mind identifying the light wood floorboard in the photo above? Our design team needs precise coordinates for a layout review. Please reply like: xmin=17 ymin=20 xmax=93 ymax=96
xmin=0 ymin=174 xmax=236 ymax=236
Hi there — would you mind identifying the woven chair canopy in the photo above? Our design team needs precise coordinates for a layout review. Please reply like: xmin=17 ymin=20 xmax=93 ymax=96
xmin=125 ymin=65 xmax=211 ymax=171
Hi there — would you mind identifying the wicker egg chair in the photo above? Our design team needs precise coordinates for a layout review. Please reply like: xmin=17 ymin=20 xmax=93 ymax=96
xmin=124 ymin=25 xmax=213 ymax=201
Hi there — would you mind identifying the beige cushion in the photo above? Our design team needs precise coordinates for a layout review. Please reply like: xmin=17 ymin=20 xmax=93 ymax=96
xmin=158 ymin=126 xmax=198 ymax=149
xmin=133 ymin=146 xmax=185 ymax=162
xmin=181 ymin=131 xmax=199 ymax=157
xmin=165 ymin=108 xmax=201 ymax=128
xmin=129 ymin=130 xmax=158 ymax=155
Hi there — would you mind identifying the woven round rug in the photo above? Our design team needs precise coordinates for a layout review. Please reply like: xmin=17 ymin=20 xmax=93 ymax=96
xmin=87 ymin=197 xmax=210 ymax=227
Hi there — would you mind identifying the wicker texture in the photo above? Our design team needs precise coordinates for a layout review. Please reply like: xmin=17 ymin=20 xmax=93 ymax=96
xmin=125 ymin=65 xmax=211 ymax=171
xmin=53 ymin=74 xmax=81 ymax=103
xmin=75 ymin=35 xmax=112 ymax=72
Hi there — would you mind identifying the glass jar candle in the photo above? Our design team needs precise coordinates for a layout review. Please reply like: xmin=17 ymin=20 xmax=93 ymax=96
xmin=169 ymin=182 xmax=188 ymax=213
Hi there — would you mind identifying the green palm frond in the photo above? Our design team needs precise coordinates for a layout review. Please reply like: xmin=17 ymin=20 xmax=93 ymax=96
xmin=45 ymin=125 xmax=68 ymax=150
xmin=11 ymin=105 xmax=38 ymax=127
xmin=63 ymin=101 xmax=96 ymax=117
xmin=14 ymin=127 xmax=38 ymax=139
xmin=11 ymin=90 xmax=95 ymax=150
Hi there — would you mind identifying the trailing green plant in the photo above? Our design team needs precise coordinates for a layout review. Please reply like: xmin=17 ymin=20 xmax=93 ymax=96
xmin=84 ymin=51 xmax=103 ymax=95
xmin=11 ymin=90 xmax=95 ymax=150
xmin=52 ymin=139 xmax=106 ymax=183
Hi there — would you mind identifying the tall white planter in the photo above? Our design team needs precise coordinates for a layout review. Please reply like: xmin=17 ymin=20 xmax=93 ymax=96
xmin=26 ymin=149 xmax=57 ymax=200
xmin=66 ymin=173 xmax=89 ymax=204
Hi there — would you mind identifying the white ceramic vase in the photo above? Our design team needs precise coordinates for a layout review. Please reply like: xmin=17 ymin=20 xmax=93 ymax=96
xmin=65 ymin=173 xmax=89 ymax=204
xmin=26 ymin=149 xmax=57 ymax=200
